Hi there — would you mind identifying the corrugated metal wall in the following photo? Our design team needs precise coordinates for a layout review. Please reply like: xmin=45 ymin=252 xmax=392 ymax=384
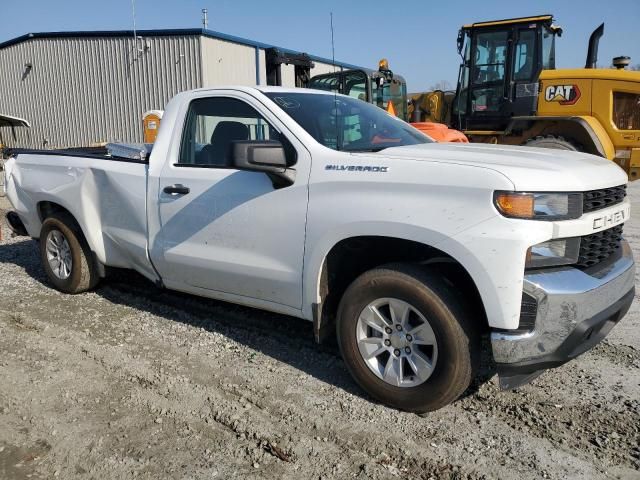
xmin=0 ymin=35 xmax=202 ymax=148
xmin=257 ymin=49 xmax=267 ymax=85
xmin=0 ymin=32 xmax=360 ymax=149
xmin=200 ymin=38 xmax=347 ymax=89
xmin=201 ymin=37 xmax=257 ymax=87
xmin=312 ymin=61 xmax=342 ymax=76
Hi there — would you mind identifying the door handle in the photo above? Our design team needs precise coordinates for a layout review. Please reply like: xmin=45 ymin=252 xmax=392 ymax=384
xmin=163 ymin=184 xmax=190 ymax=195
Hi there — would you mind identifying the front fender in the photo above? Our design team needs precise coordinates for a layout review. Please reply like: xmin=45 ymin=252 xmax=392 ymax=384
xmin=302 ymin=222 xmax=452 ymax=318
xmin=301 ymin=216 xmax=552 ymax=330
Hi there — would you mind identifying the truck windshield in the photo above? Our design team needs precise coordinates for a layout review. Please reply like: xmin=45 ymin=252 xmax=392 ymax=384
xmin=264 ymin=92 xmax=431 ymax=152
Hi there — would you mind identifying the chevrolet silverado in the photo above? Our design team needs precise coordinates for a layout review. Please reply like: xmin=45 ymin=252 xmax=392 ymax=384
xmin=3 ymin=86 xmax=635 ymax=412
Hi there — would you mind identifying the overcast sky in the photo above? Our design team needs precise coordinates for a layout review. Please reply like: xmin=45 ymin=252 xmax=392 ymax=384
xmin=2 ymin=0 xmax=639 ymax=92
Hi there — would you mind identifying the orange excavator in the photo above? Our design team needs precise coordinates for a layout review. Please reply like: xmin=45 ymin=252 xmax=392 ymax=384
xmin=306 ymin=60 xmax=468 ymax=143
xmin=411 ymin=121 xmax=468 ymax=143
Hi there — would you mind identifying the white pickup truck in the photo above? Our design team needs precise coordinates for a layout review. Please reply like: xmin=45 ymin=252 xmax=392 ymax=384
xmin=3 ymin=86 xmax=635 ymax=412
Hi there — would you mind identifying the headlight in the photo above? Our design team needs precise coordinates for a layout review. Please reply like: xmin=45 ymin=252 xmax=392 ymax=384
xmin=526 ymin=237 xmax=581 ymax=268
xmin=494 ymin=192 xmax=582 ymax=220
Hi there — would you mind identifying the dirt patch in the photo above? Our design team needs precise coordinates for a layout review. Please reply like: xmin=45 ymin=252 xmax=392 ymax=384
xmin=592 ymin=341 xmax=640 ymax=369
xmin=0 ymin=440 xmax=51 ymax=480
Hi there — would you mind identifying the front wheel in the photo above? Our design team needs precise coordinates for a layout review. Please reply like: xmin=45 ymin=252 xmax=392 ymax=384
xmin=337 ymin=264 xmax=479 ymax=413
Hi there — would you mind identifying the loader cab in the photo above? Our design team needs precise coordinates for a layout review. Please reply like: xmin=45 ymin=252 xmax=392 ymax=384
xmin=307 ymin=61 xmax=409 ymax=121
xmin=452 ymin=15 xmax=561 ymax=131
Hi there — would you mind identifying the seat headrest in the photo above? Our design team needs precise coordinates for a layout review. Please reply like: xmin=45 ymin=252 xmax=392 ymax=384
xmin=211 ymin=121 xmax=249 ymax=144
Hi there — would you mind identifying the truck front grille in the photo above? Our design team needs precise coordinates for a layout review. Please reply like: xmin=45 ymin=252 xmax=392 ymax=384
xmin=583 ymin=185 xmax=626 ymax=214
xmin=518 ymin=293 xmax=538 ymax=331
xmin=576 ymin=224 xmax=624 ymax=269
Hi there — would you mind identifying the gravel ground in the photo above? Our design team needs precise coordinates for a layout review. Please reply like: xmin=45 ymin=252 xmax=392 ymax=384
xmin=0 ymin=186 xmax=639 ymax=480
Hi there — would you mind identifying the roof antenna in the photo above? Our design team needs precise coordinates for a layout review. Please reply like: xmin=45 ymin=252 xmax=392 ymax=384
xmin=330 ymin=12 xmax=336 ymax=73
xmin=202 ymin=9 xmax=209 ymax=30
xmin=330 ymin=12 xmax=340 ymax=150
xmin=130 ymin=0 xmax=142 ymax=56
xmin=131 ymin=0 xmax=138 ymax=43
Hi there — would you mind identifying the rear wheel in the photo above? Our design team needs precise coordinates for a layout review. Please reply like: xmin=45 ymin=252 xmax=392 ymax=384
xmin=337 ymin=264 xmax=479 ymax=413
xmin=524 ymin=135 xmax=581 ymax=151
xmin=39 ymin=213 xmax=99 ymax=294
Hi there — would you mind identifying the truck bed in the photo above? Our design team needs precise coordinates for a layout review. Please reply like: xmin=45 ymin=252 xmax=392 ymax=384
xmin=5 ymin=149 xmax=153 ymax=278
xmin=7 ymin=145 xmax=150 ymax=164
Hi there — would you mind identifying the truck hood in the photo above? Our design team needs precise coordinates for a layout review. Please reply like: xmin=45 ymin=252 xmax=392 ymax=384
xmin=378 ymin=143 xmax=628 ymax=191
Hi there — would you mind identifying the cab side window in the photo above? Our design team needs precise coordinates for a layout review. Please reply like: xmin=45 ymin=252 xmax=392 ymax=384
xmin=178 ymin=97 xmax=283 ymax=167
xmin=513 ymin=30 xmax=537 ymax=81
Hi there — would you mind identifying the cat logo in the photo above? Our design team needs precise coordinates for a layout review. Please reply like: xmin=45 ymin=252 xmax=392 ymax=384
xmin=544 ymin=84 xmax=581 ymax=105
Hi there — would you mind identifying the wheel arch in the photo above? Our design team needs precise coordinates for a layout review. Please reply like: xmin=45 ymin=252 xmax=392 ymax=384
xmin=507 ymin=116 xmax=615 ymax=159
xmin=306 ymin=233 xmax=489 ymax=344
xmin=36 ymin=200 xmax=105 ymax=265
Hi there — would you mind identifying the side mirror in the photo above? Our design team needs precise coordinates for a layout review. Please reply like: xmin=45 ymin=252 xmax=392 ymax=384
xmin=231 ymin=140 xmax=295 ymax=187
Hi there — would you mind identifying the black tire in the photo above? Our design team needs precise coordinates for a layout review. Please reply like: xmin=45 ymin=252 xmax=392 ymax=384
xmin=39 ymin=213 xmax=100 ymax=294
xmin=337 ymin=264 xmax=479 ymax=413
xmin=524 ymin=135 xmax=581 ymax=151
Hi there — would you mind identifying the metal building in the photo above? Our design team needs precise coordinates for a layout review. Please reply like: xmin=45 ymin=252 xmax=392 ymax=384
xmin=0 ymin=29 xmax=359 ymax=149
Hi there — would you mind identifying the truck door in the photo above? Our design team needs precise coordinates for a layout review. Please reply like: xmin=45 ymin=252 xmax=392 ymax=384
xmin=149 ymin=92 xmax=310 ymax=310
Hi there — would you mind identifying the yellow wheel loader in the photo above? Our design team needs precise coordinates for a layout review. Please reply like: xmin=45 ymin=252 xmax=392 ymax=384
xmin=411 ymin=15 xmax=640 ymax=179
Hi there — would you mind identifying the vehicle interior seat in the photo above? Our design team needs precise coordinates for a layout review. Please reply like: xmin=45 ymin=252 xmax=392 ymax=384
xmin=196 ymin=121 xmax=249 ymax=166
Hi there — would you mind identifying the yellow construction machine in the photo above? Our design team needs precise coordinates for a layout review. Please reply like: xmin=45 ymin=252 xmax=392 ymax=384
xmin=411 ymin=15 xmax=640 ymax=179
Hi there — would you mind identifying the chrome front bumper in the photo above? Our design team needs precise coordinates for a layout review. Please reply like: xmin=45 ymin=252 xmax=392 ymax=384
xmin=491 ymin=240 xmax=635 ymax=389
